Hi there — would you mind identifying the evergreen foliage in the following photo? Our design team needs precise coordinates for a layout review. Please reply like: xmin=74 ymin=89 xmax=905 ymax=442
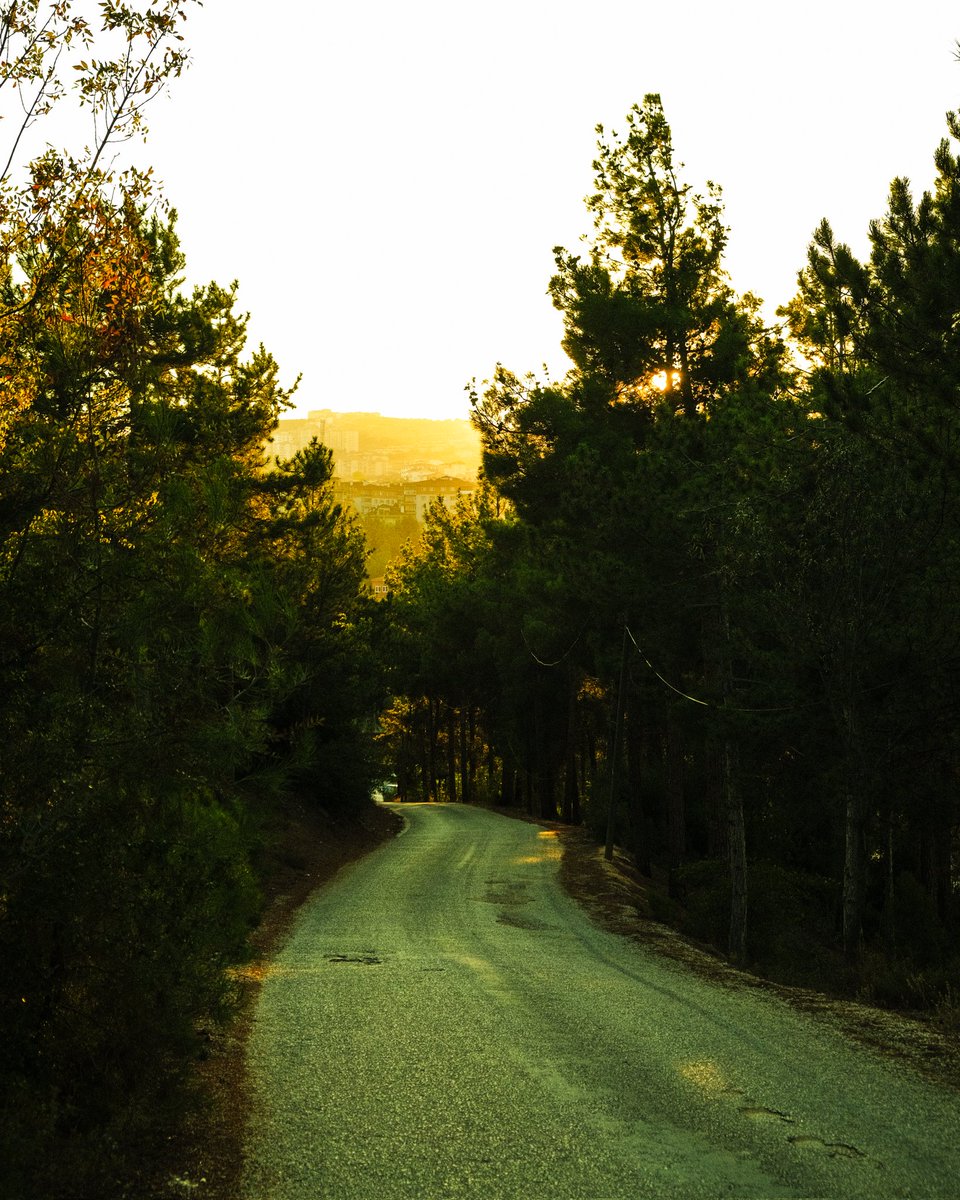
xmin=0 ymin=6 xmax=378 ymax=1191
xmin=0 ymin=197 xmax=376 ymax=1196
xmin=5 ymin=8 xmax=960 ymax=1184
xmin=381 ymin=95 xmax=960 ymax=1003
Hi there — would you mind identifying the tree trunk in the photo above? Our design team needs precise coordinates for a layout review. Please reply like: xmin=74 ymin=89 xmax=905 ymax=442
xmin=490 ymin=741 xmax=503 ymax=805
xmin=458 ymin=706 xmax=469 ymax=804
xmin=532 ymin=687 xmax=557 ymax=820
xmin=665 ymin=716 xmax=685 ymax=867
xmin=397 ymin=725 xmax=411 ymax=803
xmin=446 ymin=704 xmax=458 ymax=803
xmin=842 ymin=784 xmax=868 ymax=959
xmin=562 ymin=683 xmax=580 ymax=823
xmin=838 ymin=694 xmax=869 ymax=961
xmin=605 ymin=626 xmax=628 ymax=860
xmin=498 ymin=761 xmax=512 ymax=806
xmin=581 ymin=721 xmax=595 ymax=796
xmin=625 ymin=706 xmax=651 ymax=876
xmin=725 ymin=741 xmax=748 ymax=964
xmin=427 ymin=698 xmax=440 ymax=801
xmin=540 ymin=761 xmax=556 ymax=820
xmin=704 ymin=737 xmax=726 ymax=860
xmin=882 ymin=813 xmax=896 ymax=955
xmin=466 ymin=709 xmax=477 ymax=804
xmin=707 ymin=599 xmax=747 ymax=964
xmin=920 ymin=787 xmax=954 ymax=926
xmin=678 ymin=335 xmax=696 ymax=418
xmin=419 ymin=703 xmax=430 ymax=802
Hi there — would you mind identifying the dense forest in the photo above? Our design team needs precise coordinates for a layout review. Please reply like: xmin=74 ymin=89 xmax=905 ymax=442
xmin=0 ymin=4 xmax=382 ymax=1194
xmin=380 ymin=96 xmax=960 ymax=1006
xmin=2 ymin=3 xmax=960 ymax=1195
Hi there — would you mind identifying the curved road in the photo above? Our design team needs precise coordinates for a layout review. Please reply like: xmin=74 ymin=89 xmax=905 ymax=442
xmin=244 ymin=803 xmax=960 ymax=1198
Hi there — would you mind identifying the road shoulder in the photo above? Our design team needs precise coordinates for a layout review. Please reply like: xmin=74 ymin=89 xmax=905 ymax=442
xmin=555 ymin=820 xmax=960 ymax=1095
xmin=138 ymin=798 xmax=404 ymax=1200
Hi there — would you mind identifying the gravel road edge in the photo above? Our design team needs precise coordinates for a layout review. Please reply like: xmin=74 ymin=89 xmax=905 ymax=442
xmin=147 ymin=801 xmax=960 ymax=1198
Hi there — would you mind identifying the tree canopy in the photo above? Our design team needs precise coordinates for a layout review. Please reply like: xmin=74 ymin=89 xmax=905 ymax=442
xmin=5 ymin=20 xmax=960 ymax=1190
xmin=0 ymin=6 xmax=381 ymax=1193
xmin=382 ymin=92 xmax=960 ymax=1008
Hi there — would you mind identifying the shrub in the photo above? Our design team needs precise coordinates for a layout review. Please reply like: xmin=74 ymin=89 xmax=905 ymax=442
xmin=0 ymin=783 xmax=259 ymax=1198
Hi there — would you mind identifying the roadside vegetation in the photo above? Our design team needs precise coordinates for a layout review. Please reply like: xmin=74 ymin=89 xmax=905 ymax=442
xmin=380 ymin=93 xmax=960 ymax=1026
xmin=2 ymin=5 xmax=960 ymax=1197
xmin=0 ymin=6 xmax=385 ymax=1196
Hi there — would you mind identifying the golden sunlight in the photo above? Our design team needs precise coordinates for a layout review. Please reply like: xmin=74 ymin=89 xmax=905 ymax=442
xmin=651 ymin=369 xmax=682 ymax=392
xmin=514 ymin=830 xmax=562 ymax=864
xmin=678 ymin=1060 xmax=728 ymax=1094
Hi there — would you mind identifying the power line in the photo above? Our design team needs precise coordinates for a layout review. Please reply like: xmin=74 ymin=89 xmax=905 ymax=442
xmin=624 ymin=625 xmax=802 ymax=714
xmin=519 ymin=616 xmax=801 ymax=714
xmin=624 ymin=626 xmax=710 ymax=706
xmin=520 ymin=622 xmax=584 ymax=668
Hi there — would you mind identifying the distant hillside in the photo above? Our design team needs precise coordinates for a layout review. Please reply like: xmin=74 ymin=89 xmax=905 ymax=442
xmin=267 ymin=409 xmax=482 ymax=483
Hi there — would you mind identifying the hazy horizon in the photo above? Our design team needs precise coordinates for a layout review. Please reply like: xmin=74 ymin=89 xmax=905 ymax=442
xmin=144 ymin=2 xmax=960 ymax=422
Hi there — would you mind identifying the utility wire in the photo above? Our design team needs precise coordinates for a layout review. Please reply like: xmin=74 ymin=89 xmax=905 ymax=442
xmin=624 ymin=626 xmax=710 ymax=706
xmin=519 ymin=616 xmax=802 ymax=714
xmin=624 ymin=625 xmax=802 ymax=714
xmin=520 ymin=623 xmax=584 ymax=668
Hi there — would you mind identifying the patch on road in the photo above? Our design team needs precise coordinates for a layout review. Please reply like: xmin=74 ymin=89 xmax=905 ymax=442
xmin=496 ymin=911 xmax=556 ymax=932
xmin=484 ymin=879 xmax=532 ymax=906
xmin=788 ymin=1134 xmax=865 ymax=1158
xmin=739 ymin=1105 xmax=794 ymax=1123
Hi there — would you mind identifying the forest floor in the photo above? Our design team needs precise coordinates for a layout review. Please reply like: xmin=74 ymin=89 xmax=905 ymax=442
xmin=142 ymin=800 xmax=960 ymax=1199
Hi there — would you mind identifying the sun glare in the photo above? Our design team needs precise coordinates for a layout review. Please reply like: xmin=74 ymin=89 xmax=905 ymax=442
xmin=678 ymin=1060 xmax=728 ymax=1094
xmin=652 ymin=370 xmax=682 ymax=392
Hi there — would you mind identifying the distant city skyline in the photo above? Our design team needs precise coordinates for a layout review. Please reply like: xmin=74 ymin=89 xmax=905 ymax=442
xmin=268 ymin=408 xmax=482 ymax=483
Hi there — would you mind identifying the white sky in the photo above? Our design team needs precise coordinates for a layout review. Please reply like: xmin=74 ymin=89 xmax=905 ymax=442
xmin=138 ymin=0 xmax=960 ymax=421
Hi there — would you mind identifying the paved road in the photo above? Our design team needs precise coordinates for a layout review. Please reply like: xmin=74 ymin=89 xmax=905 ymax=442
xmin=243 ymin=803 xmax=960 ymax=1199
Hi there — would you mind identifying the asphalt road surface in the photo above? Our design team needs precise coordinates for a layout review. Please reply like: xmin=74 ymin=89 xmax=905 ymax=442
xmin=243 ymin=803 xmax=960 ymax=1199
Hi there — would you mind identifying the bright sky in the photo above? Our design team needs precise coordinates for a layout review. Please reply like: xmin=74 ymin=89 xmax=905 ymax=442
xmin=141 ymin=0 xmax=960 ymax=421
